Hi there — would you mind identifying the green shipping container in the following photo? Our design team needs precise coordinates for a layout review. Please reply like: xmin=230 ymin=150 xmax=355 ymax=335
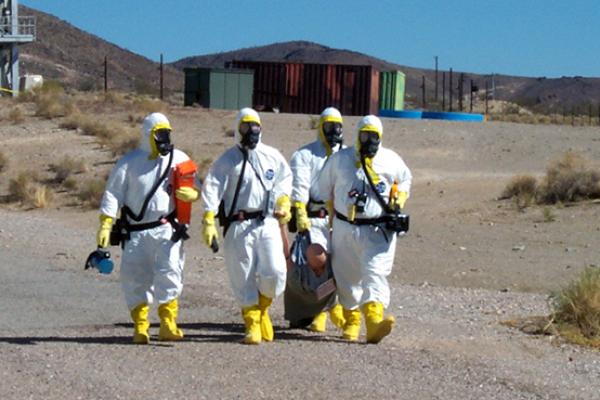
xmin=379 ymin=71 xmax=405 ymax=111
xmin=184 ymin=67 xmax=253 ymax=110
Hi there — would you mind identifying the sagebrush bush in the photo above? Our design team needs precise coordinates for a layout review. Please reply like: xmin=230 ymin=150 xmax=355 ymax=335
xmin=538 ymin=152 xmax=600 ymax=204
xmin=551 ymin=267 xmax=600 ymax=346
xmin=32 ymin=184 xmax=53 ymax=208
xmin=78 ymin=179 xmax=105 ymax=209
xmin=8 ymin=172 xmax=35 ymax=203
xmin=51 ymin=156 xmax=87 ymax=183
xmin=133 ymin=97 xmax=167 ymax=115
xmin=501 ymin=175 xmax=538 ymax=209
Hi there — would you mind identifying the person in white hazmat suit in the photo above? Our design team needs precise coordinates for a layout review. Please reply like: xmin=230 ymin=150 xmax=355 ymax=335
xmin=317 ymin=115 xmax=412 ymax=344
xmin=286 ymin=107 xmax=346 ymax=332
xmin=96 ymin=112 xmax=200 ymax=344
xmin=201 ymin=108 xmax=293 ymax=345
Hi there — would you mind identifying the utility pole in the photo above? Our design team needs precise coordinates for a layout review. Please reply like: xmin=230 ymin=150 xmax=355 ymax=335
xmin=442 ymin=71 xmax=446 ymax=111
xmin=449 ymin=68 xmax=453 ymax=112
xmin=421 ymin=75 xmax=427 ymax=109
xmin=458 ymin=73 xmax=464 ymax=112
xmin=160 ymin=53 xmax=164 ymax=100
xmin=434 ymin=56 xmax=438 ymax=102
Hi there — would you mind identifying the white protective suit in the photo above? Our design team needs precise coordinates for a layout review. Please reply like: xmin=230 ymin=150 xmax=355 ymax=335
xmin=289 ymin=107 xmax=345 ymax=250
xmin=201 ymin=108 xmax=292 ymax=307
xmin=100 ymin=113 xmax=192 ymax=310
xmin=317 ymin=115 xmax=412 ymax=310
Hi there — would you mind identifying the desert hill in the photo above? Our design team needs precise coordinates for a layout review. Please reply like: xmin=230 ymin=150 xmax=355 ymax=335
xmin=17 ymin=5 xmax=183 ymax=94
xmin=15 ymin=6 xmax=600 ymax=112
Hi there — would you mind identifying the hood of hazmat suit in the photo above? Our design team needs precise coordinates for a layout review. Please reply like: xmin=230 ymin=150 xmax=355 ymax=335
xmin=355 ymin=115 xmax=383 ymax=184
xmin=235 ymin=108 xmax=262 ymax=150
xmin=318 ymin=107 xmax=343 ymax=156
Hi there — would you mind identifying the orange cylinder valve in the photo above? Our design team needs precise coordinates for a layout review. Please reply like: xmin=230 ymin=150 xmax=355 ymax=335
xmin=174 ymin=159 xmax=198 ymax=225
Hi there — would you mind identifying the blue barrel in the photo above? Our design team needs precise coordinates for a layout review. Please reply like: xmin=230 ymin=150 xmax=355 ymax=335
xmin=422 ymin=111 xmax=485 ymax=122
xmin=379 ymin=109 xmax=423 ymax=119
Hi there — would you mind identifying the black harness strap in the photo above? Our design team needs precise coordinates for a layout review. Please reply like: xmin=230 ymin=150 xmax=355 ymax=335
xmin=220 ymin=146 xmax=248 ymax=237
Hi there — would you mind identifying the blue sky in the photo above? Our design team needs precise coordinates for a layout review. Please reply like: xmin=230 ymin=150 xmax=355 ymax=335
xmin=20 ymin=0 xmax=600 ymax=78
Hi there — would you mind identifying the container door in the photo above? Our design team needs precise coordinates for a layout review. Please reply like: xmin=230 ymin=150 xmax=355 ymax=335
xmin=341 ymin=71 xmax=355 ymax=115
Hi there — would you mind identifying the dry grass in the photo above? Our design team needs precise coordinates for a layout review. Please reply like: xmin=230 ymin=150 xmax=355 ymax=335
xmin=133 ymin=97 xmax=167 ymax=115
xmin=500 ymin=175 xmax=537 ymax=209
xmin=8 ymin=172 xmax=36 ymax=203
xmin=50 ymin=156 xmax=87 ymax=183
xmin=551 ymin=267 xmax=600 ymax=348
xmin=502 ymin=152 xmax=600 ymax=208
xmin=7 ymin=171 xmax=51 ymax=208
xmin=32 ymin=184 xmax=53 ymax=208
xmin=0 ymin=150 xmax=7 ymax=173
xmin=538 ymin=152 xmax=600 ymax=204
xmin=8 ymin=107 xmax=25 ymax=124
xmin=77 ymin=178 xmax=106 ymax=209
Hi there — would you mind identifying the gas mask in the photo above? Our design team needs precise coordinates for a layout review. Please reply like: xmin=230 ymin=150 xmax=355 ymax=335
xmin=154 ymin=128 xmax=173 ymax=156
xmin=322 ymin=121 xmax=343 ymax=148
xmin=359 ymin=130 xmax=380 ymax=158
xmin=239 ymin=122 xmax=261 ymax=149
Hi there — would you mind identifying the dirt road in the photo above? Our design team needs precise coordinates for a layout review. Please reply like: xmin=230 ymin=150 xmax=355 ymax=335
xmin=1 ymin=107 xmax=599 ymax=399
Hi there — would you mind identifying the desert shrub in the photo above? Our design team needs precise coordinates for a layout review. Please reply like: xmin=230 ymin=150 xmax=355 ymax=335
xmin=8 ymin=172 xmax=35 ymax=203
xmin=110 ymin=132 xmax=140 ymax=157
xmin=78 ymin=178 xmax=105 ymax=209
xmin=59 ymin=112 xmax=85 ymax=130
xmin=500 ymin=175 xmax=538 ymax=209
xmin=538 ymin=152 xmax=600 ymax=204
xmin=551 ymin=267 xmax=600 ymax=347
xmin=0 ymin=150 xmax=7 ymax=173
xmin=133 ymin=96 xmax=166 ymax=114
xmin=8 ymin=107 xmax=24 ymax=124
xmin=32 ymin=184 xmax=53 ymax=208
xmin=63 ymin=176 xmax=78 ymax=190
xmin=51 ymin=156 xmax=87 ymax=183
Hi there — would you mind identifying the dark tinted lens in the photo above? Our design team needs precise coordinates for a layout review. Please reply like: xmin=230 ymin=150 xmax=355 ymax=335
xmin=154 ymin=129 xmax=171 ymax=143
xmin=323 ymin=122 xmax=341 ymax=134
xmin=240 ymin=122 xmax=260 ymax=135
xmin=359 ymin=131 xmax=379 ymax=143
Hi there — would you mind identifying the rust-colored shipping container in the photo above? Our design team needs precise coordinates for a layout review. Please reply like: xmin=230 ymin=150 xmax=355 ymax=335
xmin=226 ymin=60 xmax=379 ymax=116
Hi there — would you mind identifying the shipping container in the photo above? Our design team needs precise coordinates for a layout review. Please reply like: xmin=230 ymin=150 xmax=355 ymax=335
xmin=379 ymin=71 xmax=405 ymax=111
xmin=226 ymin=61 xmax=379 ymax=116
xmin=184 ymin=67 xmax=253 ymax=110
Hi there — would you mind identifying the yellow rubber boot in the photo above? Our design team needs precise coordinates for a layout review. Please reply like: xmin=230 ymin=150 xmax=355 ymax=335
xmin=309 ymin=312 xmax=327 ymax=332
xmin=342 ymin=308 xmax=361 ymax=342
xmin=242 ymin=306 xmax=262 ymax=345
xmin=158 ymin=299 xmax=184 ymax=341
xmin=130 ymin=303 xmax=150 ymax=344
xmin=258 ymin=293 xmax=274 ymax=342
xmin=363 ymin=301 xmax=395 ymax=344
xmin=329 ymin=303 xmax=346 ymax=330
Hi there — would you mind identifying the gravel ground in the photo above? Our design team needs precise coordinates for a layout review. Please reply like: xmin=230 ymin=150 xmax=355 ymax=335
xmin=0 ymin=208 xmax=598 ymax=400
xmin=1 ymin=106 xmax=599 ymax=399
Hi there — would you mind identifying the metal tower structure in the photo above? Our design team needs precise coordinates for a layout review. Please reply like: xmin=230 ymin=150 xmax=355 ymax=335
xmin=0 ymin=0 xmax=35 ymax=96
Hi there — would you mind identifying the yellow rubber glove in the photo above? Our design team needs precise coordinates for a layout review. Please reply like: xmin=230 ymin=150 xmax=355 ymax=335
xmin=97 ymin=214 xmax=113 ymax=248
xmin=202 ymin=211 xmax=218 ymax=247
xmin=175 ymin=186 xmax=199 ymax=202
xmin=294 ymin=201 xmax=311 ymax=232
xmin=397 ymin=191 xmax=408 ymax=210
xmin=274 ymin=195 xmax=292 ymax=225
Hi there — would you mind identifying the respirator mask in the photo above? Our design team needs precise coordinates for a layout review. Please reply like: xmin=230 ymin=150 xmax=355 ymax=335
xmin=359 ymin=130 xmax=380 ymax=158
xmin=239 ymin=122 xmax=261 ymax=149
xmin=154 ymin=128 xmax=173 ymax=156
xmin=322 ymin=121 xmax=343 ymax=148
